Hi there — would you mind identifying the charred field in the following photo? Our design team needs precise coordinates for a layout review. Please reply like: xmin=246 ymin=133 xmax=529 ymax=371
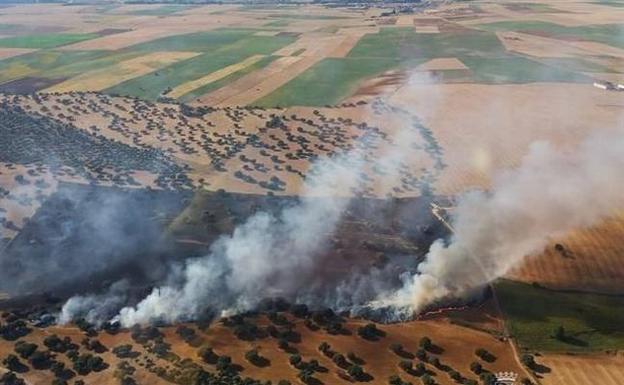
xmin=0 ymin=181 xmax=450 ymax=318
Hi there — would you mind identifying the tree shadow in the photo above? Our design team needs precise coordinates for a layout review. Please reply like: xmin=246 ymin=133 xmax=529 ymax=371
xmin=427 ymin=344 xmax=444 ymax=355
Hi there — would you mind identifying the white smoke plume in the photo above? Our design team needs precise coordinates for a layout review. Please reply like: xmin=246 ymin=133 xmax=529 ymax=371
xmin=60 ymin=117 xmax=426 ymax=326
xmin=373 ymin=127 xmax=624 ymax=314
xmin=115 ymin=153 xmax=366 ymax=326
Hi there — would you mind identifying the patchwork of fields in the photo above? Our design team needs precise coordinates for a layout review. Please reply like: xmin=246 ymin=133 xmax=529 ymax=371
xmin=0 ymin=1 xmax=621 ymax=105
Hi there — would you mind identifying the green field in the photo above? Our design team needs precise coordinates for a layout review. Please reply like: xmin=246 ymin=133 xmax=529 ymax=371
xmin=129 ymin=29 xmax=256 ymax=52
xmin=256 ymin=27 xmax=507 ymax=107
xmin=106 ymin=31 xmax=296 ymax=100
xmin=178 ymin=55 xmax=278 ymax=103
xmin=478 ymin=21 xmax=624 ymax=49
xmin=255 ymin=57 xmax=402 ymax=107
xmin=459 ymin=56 xmax=591 ymax=83
xmin=348 ymin=27 xmax=508 ymax=60
xmin=0 ymin=33 xmax=99 ymax=49
xmin=0 ymin=50 xmax=109 ymax=83
xmin=257 ymin=25 xmax=592 ymax=107
xmin=496 ymin=280 xmax=624 ymax=352
xmin=0 ymin=28 xmax=296 ymax=99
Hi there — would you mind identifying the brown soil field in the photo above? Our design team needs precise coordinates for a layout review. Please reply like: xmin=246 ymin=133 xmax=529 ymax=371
xmin=167 ymin=54 xmax=266 ymax=99
xmin=417 ymin=58 xmax=467 ymax=71
xmin=508 ymin=213 xmax=624 ymax=294
xmin=193 ymin=55 xmax=323 ymax=106
xmin=2 ymin=93 xmax=438 ymax=198
xmin=496 ymin=31 xmax=594 ymax=58
xmin=538 ymin=354 xmax=624 ymax=385
xmin=384 ymin=82 xmax=624 ymax=194
xmin=0 ymin=310 xmax=526 ymax=385
xmin=461 ymin=1 xmax=624 ymax=27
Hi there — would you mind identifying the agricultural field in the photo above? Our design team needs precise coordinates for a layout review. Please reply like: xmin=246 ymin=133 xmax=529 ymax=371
xmin=495 ymin=280 xmax=624 ymax=352
xmin=0 ymin=0 xmax=621 ymax=105
xmin=0 ymin=1 xmax=624 ymax=385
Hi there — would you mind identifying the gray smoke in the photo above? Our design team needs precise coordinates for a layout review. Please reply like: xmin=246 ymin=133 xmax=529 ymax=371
xmin=115 ymin=152 xmax=366 ymax=326
xmin=60 ymin=120 xmax=424 ymax=326
xmin=372 ymin=127 xmax=624 ymax=314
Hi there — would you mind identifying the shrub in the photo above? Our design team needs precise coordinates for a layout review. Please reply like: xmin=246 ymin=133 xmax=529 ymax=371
xmin=419 ymin=337 xmax=432 ymax=351
xmin=399 ymin=360 xmax=412 ymax=372
xmin=112 ymin=345 xmax=138 ymax=359
xmin=480 ymin=372 xmax=496 ymax=385
xmin=357 ymin=323 xmax=385 ymax=340
xmin=14 ymin=341 xmax=37 ymax=359
xmin=332 ymin=353 xmax=347 ymax=368
xmin=29 ymin=351 xmax=53 ymax=370
xmin=521 ymin=354 xmax=536 ymax=369
xmin=2 ymin=354 xmax=26 ymax=373
xmin=348 ymin=364 xmax=364 ymax=380
xmin=289 ymin=354 xmax=301 ymax=367
xmin=475 ymin=348 xmax=496 ymax=362
xmin=421 ymin=374 xmax=435 ymax=385
xmin=0 ymin=372 xmax=25 ymax=385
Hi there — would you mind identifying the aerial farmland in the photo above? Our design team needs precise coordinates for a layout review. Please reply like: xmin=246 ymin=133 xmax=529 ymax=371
xmin=0 ymin=1 xmax=623 ymax=385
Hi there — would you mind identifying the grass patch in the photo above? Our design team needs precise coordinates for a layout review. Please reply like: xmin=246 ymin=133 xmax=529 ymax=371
xmin=348 ymin=27 xmax=508 ymax=60
xmin=254 ymin=57 xmax=404 ymax=107
xmin=496 ymin=280 xmax=624 ymax=352
xmin=0 ymin=33 xmax=100 ymax=49
xmin=459 ymin=55 xmax=592 ymax=83
xmin=537 ymin=57 xmax=617 ymax=73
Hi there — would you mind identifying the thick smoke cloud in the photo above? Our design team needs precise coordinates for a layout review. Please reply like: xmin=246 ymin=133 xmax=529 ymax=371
xmin=373 ymin=127 xmax=624 ymax=315
xmin=61 ymin=126 xmax=422 ymax=326
xmin=115 ymin=153 xmax=366 ymax=326
xmin=56 ymin=73 xmax=624 ymax=326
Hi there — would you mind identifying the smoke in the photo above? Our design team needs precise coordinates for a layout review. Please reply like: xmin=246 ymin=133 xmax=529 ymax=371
xmin=373 ymin=126 xmax=624 ymax=315
xmin=59 ymin=280 xmax=130 ymax=325
xmin=60 ymin=118 xmax=425 ymax=326
xmin=55 ymin=72 xmax=624 ymax=326
xmin=114 ymin=153 xmax=366 ymax=326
